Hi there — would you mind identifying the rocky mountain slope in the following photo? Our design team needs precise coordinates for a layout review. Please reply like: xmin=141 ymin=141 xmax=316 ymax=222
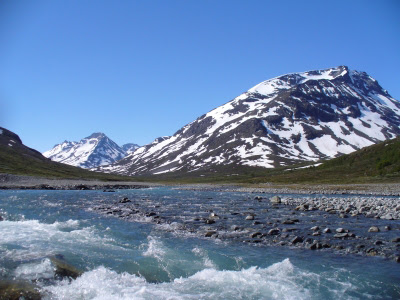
xmin=97 ymin=66 xmax=400 ymax=175
xmin=43 ymin=133 xmax=136 ymax=169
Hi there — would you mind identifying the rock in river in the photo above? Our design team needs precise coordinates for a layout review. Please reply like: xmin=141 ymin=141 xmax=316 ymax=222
xmin=0 ymin=280 xmax=41 ymax=300
xmin=368 ymin=226 xmax=380 ymax=233
xmin=270 ymin=196 xmax=281 ymax=204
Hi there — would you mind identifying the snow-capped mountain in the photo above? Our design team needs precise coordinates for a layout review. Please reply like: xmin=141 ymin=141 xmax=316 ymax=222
xmin=122 ymin=143 xmax=140 ymax=155
xmin=98 ymin=66 xmax=400 ymax=175
xmin=43 ymin=133 xmax=134 ymax=169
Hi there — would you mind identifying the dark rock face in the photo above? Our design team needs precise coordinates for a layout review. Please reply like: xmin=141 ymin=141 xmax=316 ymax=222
xmin=98 ymin=66 xmax=400 ymax=175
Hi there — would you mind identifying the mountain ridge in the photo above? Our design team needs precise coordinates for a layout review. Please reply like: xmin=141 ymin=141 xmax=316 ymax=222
xmin=97 ymin=66 xmax=400 ymax=176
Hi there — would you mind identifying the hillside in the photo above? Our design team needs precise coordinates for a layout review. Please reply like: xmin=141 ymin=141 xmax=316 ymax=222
xmin=0 ymin=127 xmax=138 ymax=181
xmin=145 ymin=137 xmax=400 ymax=184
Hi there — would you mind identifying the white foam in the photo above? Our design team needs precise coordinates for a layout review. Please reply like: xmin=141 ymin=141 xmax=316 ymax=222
xmin=14 ymin=258 xmax=55 ymax=281
xmin=0 ymin=219 xmax=114 ymax=261
xmin=191 ymin=247 xmax=216 ymax=269
xmin=43 ymin=259 xmax=318 ymax=300
xmin=142 ymin=236 xmax=166 ymax=260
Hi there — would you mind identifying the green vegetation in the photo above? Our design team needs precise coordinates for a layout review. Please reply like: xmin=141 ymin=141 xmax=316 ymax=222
xmin=146 ymin=137 xmax=400 ymax=184
xmin=0 ymin=143 xmax=140 ymax=181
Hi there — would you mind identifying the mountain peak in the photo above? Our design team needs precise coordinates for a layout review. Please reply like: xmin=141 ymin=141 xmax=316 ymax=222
xmin=44 ymin=133 xmax=127 ymax=168
xmin=97 ymin=66 xmax=400 ymax=176
xmin=247 ymin=66 xmax=351 ymax=97
xmin=86 ymin=132 xmax=106 ymax=139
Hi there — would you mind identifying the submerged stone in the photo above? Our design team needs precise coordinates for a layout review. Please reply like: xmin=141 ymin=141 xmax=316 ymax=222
xmin=0 ymin=280 xmax=41 ymax=300
xmin=50 ymin=256 xmax=83 ymax=280
xmin=205 ymin=231 xmax=217 ymax=237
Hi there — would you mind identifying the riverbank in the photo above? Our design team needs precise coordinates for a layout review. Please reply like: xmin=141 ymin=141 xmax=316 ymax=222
xmin=173 ymin=183 xmax=400 ymax=196
xmin=0 ymin=173 xmax=159 ymax=190
xmin=2 ymin=173 xmax=400 ymax=196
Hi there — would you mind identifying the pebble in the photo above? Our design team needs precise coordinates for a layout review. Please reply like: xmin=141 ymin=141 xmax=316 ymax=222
xmin=291 ymin=236 xmax=303 ymax=244
xmin=268 ymin=228 xmax=280 ymax=235
xmin=334 ymin=233 xmax=349 ymax=238
xmin=283 ymin=220 xmax=295 ymax=225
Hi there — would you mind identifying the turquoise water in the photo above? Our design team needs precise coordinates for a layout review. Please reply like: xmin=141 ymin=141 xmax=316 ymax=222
xmin=0 ymin=188 xmax=399 ymax=299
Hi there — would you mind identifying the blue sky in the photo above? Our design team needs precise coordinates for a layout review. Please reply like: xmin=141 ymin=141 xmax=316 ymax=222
xmin=1 ymin=0 xmax=399 ymax=152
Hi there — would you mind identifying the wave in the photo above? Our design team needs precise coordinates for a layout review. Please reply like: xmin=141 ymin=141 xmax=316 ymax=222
xmin=41 ymin=258 xmax=361 ymax=300
xmin=0 ymin=219 xmax=115 ymax=261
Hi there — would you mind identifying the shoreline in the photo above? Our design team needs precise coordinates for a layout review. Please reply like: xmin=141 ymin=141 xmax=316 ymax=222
xmin=0 ymin=173 xmax=159 ymax=190
xmin=1 ymin=173 xmax=400 ymax=195
xmin=172 ymin=182 xmax=400 ymax=196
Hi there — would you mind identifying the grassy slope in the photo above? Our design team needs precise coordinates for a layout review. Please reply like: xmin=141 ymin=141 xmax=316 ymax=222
xmin=145 ymin=137 xmax=400 ymax=184
xmin=0 ymin=144 xmax=140 ymax=181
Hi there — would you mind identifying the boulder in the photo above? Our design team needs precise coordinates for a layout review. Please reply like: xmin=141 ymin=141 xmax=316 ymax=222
xmin=205 ymin=231 xmax=217 ymax=237
xmin=295 ymin=204 xmax=309 ymax=211
xmin=250 ymin=232 xmax=262 ymax=238
xmin=230 ymin=225 xmax=240 ymax=231
xmin=291 ymin=236 xmax=303 ymax=244
xmin=323 ymin=228 xmax=331 ymax=233
xmin=270 ymin=196 xmax=281 ymax=204
xmin=50 ymin=256 xmax=83 ymax=280
xmin=366 ymin=247 xmax=378 ymax=256
xmin=0 ymin=280 xmax=41 ymax=300
xmin=119 ymin=197 xmax=131 ymax=203
xmin=368 ymin=226 xmax=380 ymax=233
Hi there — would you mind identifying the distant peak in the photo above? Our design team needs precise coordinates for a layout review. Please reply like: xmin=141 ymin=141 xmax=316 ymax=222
xmin=87 ymin=132 xmax=106 ymax=139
